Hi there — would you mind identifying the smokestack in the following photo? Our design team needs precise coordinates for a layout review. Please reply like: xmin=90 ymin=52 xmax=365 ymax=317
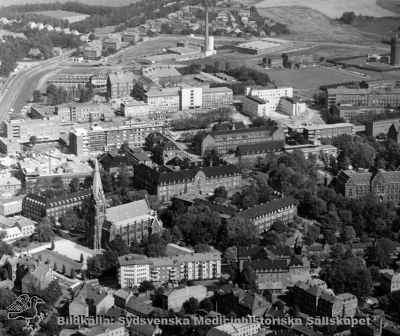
xmin=205 ymin=1 xmax=209 ymax=52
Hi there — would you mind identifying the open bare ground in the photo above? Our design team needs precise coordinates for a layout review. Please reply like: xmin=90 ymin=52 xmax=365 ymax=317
xmin=254 ymin=0 xmax=397 ymax=18
xmin=258 ymin=6 xmax=376 ymax=43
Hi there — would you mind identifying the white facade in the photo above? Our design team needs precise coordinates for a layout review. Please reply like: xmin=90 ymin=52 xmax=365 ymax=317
xmin=0 ymin=197 xmax=23 ymax=216
xmin=0 ymin=227 xmax=23 ymax=243
xmin=144 ymin=88 xmax=180 ymax=112
xmin=246 ymin=85 xmax=293 ymax=114
xmin=180 ymin=87 xmax=202 ymax=110
xmin=118 ymin=252 xmax=221 ymax=285
xmin=242 ymin=96 xmax=269 ymax=117
xmin=280 ymin=97 xmax=306 ymax=116
xmin=119 ymin=263 xmax=151 ymax=288
xmin=121 ymin=101 xmax=150 ymax=118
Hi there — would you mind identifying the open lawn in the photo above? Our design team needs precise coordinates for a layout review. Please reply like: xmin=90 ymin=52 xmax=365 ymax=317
xmin=377 ymin=0 xmax=400 ymax=15
xmin=268 ymin=65 xmax=372 ymax=93
xmin=352 ymin=17 xmax=399 ymax=37
xmin=1 ymin=0 xmax=141 ymax=5
xmin=29 ymin=10 xmax=89 ymax=21
xmin=255 ymin=0 xmax=398 ymax=18
xmin=257 ymin=6 xmax=376 ymax=43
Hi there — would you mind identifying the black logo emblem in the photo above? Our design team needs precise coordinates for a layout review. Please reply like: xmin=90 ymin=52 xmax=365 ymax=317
xmin=7 ymin=293 xmax=46 ymax=333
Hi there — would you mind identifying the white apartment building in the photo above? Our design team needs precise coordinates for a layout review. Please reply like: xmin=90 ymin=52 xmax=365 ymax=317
xmin=3 ymin=117 xmax=61 ymax=144
xmin=0 ymin=227 xmax=23 ymax=243
xmin=242 ymin=96 xmax=269 ymax=117
xmin=120 ymin=101 xmax=150 ymax=118
xmin=143 ymin=88 xmax=180 ymax=112
xmin=118 ymin=254 xmax=151 ymax=288
xmin=180 ymin=87 xmax=202 ymax=110
xmin=245 ymin=85 xmax=293 ymax=115
xmin=118 ymin=252 xmax=221 ymax=287
xmin=0 ymin=196 xmax=23 ymax=216
xmin=280 ymin=97 xmax=306 ymax=116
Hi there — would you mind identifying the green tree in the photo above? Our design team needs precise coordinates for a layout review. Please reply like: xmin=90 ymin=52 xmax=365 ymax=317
xmin=108 ymin=235 xmax=130 ymax=256
xmin=59 ymin=210 xmax=80 ymax=231
xmin=80 ymin=253 xmax=84 ymax=263
xmin=36 ymin=218 xmax=55 ymax=242
xmin=139 ymin=280 xmax=155 ymax=292
xmin=200 ymin=298 xmax=214 ymax=312
xmin=0 ymin=288 xmax=16 ymax=309
xmin=70 ymin=269 xmax=76 ymax=278
xmin=61 ymin=264 xmax=66 ymax=274
xmin=0 ymin=268 xmax=8 ymax=280
xmin=183 ymin=297 xmax=200 ymax=314
xmin=29 ymin=135 xmax=37 ymax=146
xmin=239 ymin=265 xmax=258 ymax=292
xmin=50 ymin=239 xmax=55 ymax=250
xmin=194 ymin=243 xmax=211 ymax=253
xmin=212 ymin=186 xmax=228 ymax=203
xmin=341 ymin=225 xmax=356 ymax=243
xmin=39 ymin=314 xmax=60 ymax=336
xmin=39 ymin=280 xmax=62 ymax=306
xmin=32 ymin=89 xmax=42 ymax=102
xmin=366 ymin=238 xmax=398 ymax=268
xmin=86 ymin=256 xmax=102 ymax=279
xmin=69 ymin=178 xmax=80 ymax=192
xmin=225 ymin=217 xmax=259 ymax=246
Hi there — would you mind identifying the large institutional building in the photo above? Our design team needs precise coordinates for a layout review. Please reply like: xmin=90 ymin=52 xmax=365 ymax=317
xmin=242 ymin=85 xmax=294 ymax=117
xmin=55 ymin=103 xmax=108 ymax=124
xmin=333 ymin=169 xmax=400 ymax=202
xmin=365 ymin=117 xmax=400 ymax=137
xmin=134 ymin=163 xmax=242 ymax=202
xmin=143 ymin=86 xmax=233 ymax=112
xmin=198 ymin=125 xmax=285 ymax=156
xmin=70 ymin=120 xmax=166 ymax=157
xmin=118 ymin=251 xmax=221 ymax=287
xmin=3 ymin=117 xmax=61 ymax=144
xmin=22 ymin=190 xmax=92 ymax=222
xmin=107 ymin=72 xmax=135 ymax=99
xmin=325 ymin=87 xmax=400 ymax=109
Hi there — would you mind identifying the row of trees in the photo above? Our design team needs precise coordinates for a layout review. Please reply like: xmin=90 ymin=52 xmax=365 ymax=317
xmin=171 ymin=107 xmax=233 ymax=131
xmin=45 ymin=83 xmax=94 ymax=105
xmin=0 ymin=30 xmax=82 ymax=76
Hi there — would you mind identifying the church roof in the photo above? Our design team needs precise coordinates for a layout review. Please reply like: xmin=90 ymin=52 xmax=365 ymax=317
xmin=106 ymin=199 xmax=150 ymax=223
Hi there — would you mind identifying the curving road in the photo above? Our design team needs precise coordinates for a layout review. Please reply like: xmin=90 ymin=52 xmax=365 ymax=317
xmin=0 ymin=52 xmax=73 ymax=122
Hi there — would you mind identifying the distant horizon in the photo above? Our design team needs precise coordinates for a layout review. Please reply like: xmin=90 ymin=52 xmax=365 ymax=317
xmin=0 ymin=0 xmax=140 ymax=7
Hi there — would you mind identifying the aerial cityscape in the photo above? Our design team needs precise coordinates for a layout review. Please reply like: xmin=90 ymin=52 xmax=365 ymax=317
xmin=1 ymin=0 xmax=400 ymax=335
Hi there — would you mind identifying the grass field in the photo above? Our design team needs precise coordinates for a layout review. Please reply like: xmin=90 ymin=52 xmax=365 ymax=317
xmin=267 ymin=66 xmax=372 ymax=94
xmin=255 ymin=0 xmax=398 ymax=18
xmin=257 ymin=6 xmax=377 ymax=43
xmin=1 ymin=0 xmax=140 ymax=6
xmin=377 ymin=0 xmax=400 ymax=15
xmin=352 ymin=17 xmax=399 ymax=37
xmin=30 ymin=10 xmax=89 ymax=21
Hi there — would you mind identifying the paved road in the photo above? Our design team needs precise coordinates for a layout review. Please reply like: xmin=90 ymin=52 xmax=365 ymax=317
xmin=0 ymin=52 xmax=72 ymax=122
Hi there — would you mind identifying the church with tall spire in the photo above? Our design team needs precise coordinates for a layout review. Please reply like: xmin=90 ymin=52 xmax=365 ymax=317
xmin=87 ymin=158 xmax=163 ymax=250
xmin=90 ymin=159 xmax=106 ymax=250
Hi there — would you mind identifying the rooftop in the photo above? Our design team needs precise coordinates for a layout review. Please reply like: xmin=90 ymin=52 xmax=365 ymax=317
xmin=236 ymin=196 xmax=297 ymax=220
xmin=237 ymin=40 xmax=281 ymax=50
xmin=118 ymin=254 xmax=151 ymax=267
xmin=108 ymin=71 xmax=135 ymax=84
xmin=303 ymin=123 xmax=355 ymax=131
xmin=246 ymin=95 xmax=267 ymax=104
xmin=106 ymin=199 xmax=150 ymax=224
